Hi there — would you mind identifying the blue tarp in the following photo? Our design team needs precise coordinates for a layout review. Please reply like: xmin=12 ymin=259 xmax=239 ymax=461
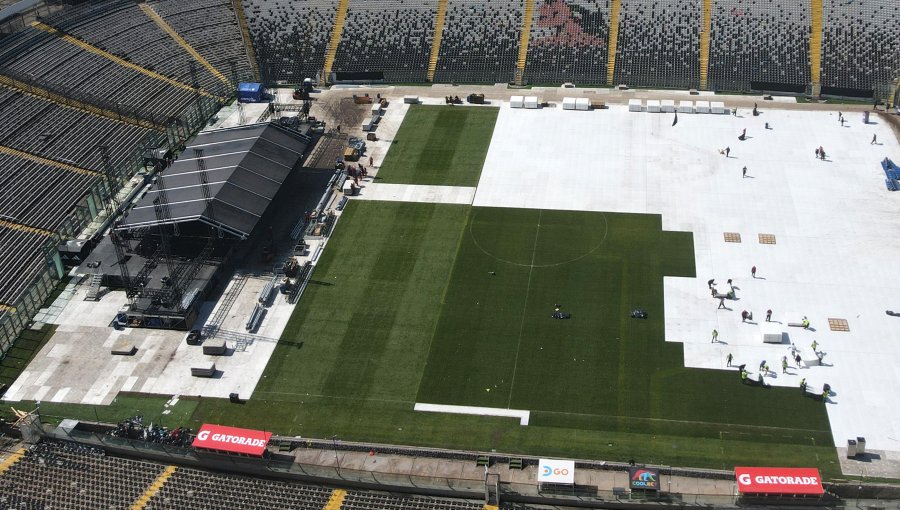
xmin=237 ymin=82 xmax=263 ymax=103
xmin=881 ymin=158 xmax=899 ymax=191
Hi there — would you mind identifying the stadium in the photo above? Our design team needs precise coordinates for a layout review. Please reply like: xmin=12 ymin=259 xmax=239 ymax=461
xmin=0 ymin=0 xmax=899 ymax=508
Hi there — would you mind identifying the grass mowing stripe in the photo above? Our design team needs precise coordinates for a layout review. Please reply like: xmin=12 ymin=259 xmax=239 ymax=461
xmin=616 ymin=256 xmax=630 ymax=421
xmin=507 ymin=209 xmax=542 ymax=409
xmin=320 ymin=203 xmax=434 ymax=400
xmin=259 ymin=201 xmax=469 ymax=403
xmin=416 ymin=108 xmax=464 ymax=178
xmin=412 ymin=206 xmax=473 ymax=401
xmin=376 ymin=105 xmax=498 ymax=186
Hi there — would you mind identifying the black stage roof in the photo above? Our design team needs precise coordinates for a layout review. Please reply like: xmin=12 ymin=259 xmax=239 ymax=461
xmin=121 ymin=123 xmax=309 ymax=238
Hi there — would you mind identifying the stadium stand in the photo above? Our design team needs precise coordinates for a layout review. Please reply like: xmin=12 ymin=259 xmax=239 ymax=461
xmin=0 ymin=228 xmax=52 ymax=311
xmin=0 ymin=25 xmax=201 ymax=118
xmin=613 ymin=0 xmax=700 ymax=89
xmin=340 ymin=491 xmax=484 ymax=509
xmin=144 ymin=467 xmax=333 ymax=509
xmin=0 ymin=439 xmax=497 ymax=510
xmin=48 ymin=0 xmax=228 ymax=96
xmin=0 ymin=0 xmax=250 ymax=354
xmin=242 ymin=0 xmax=338 ymax=84
xmin=707 ymin=0 xmax=810 ymax=92
xmin=331 ymin=0 xmax=439 ymax=83
xmin=0 ymin=153 xmax=96 ymax=231
xmin=149 ymin=0 xmax=255 ymax=85
xmin=0 ymin=440 xmax=165 ymax=509
xmin=0 ymin=88 xmax=157 ymax=174
xmin=237 ymin=0 xmax=899 ymax=92
xmin=433 ymin=0 xmax=525 ymax=84
xmin=821 ymin=0 xmax=900 ymax=96
xmin=524 ymin=0 xmax=610 ymax=85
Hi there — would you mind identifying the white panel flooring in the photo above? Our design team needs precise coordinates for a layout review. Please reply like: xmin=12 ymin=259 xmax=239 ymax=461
xmin=474 ymin=103 xmax=900 ymax=454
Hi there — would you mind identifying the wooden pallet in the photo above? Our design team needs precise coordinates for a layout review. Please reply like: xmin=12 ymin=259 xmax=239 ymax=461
xmin=724 ymin=232 xmax=742 ymax=243
xmin=758 ymin=233 xmax=776 ymax=245
xmin=828 ymin=318 xmax=849 ymax=332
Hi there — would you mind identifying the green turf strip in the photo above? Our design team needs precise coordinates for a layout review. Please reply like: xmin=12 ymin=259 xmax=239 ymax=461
xmin=417 ymin=207 xmax=832 ymax=442
xmin=256 ymin=201 xmax=470 ymax=403
xmin=374 ymin=105 xmax=498 ymax=186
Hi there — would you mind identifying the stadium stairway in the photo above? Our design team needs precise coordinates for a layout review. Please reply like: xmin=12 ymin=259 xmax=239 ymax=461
xmin=0 ymin=448 xmax=25 ymax=475
xmin=0 ymin=79 xmax=165 ymax=131
xmin=323 ymin=0 xmax=350 ymax=80
xmin=231 ymin=0 xmax=261 ymax=82
xmin=699 ymin=0 xmax=712 ymax=89
xmin=324 ymin=488 xmax=346 ymax=510
xmin=0 ymin=221 xmax=53 ymax=244
xmin=426 ymin=0 xmax=449 ymax=82
xmin=0 ymin=144 xmax=100 ymax=178
xmin=131 ymin=465 xmax=178 ymax=509
xmin=515 ymin=0 xmax=535 ymax=85
xmin=606 ymin=0 xmax=621 ymax=86
xmin=809 ymin=0 xmax=823 ymax=94
xmin=30 ymin=21 xmax=220 ymax=100
xmin=138 ymin=3 xmax=231 ymax=87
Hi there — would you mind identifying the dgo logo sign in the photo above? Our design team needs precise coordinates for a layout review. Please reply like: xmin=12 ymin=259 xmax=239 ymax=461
xmin=537 ymin=459 xmax=575 ymax=484
xmin=628 ymin=467 xmax=660 ymax=490
xmin=734 ymin=467 xmax=823 ymax=495
xmin=542 ymin=465 xmax=569 ymax=477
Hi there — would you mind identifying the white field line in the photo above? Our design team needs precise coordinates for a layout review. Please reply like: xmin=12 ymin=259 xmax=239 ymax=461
xmin=414 ymin=402 xmax=530 ymax=425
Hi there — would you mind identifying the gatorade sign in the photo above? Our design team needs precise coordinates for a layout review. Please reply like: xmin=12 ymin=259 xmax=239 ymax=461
xmin=192 ymin=424 xmax=272 ymax=456
xmin=735 ymin=467 xmax=823 ymax=495
xmin=537 ymin=458 xmax=575 ymax=484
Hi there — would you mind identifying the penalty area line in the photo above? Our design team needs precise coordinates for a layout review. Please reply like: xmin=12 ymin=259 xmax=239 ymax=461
xmin=413 ymin=403 xmax=530 ymax=426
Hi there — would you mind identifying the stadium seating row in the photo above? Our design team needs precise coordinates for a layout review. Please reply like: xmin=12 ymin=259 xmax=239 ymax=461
xmin=50 ymin=0 xmax=228 ymax=95
xmin=821 ymin=0 xmax=900 ymax=93
xmin=1 ymin=439 xmax=512 ymax=510
xmin=0 ymin=0 xmax=251 ymax=347
xmin=244 ymin=0 xmax=897 ymax=94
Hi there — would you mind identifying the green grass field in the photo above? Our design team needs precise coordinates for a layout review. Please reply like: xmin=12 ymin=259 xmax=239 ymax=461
xmin=417 ymin=207 xmax=832 ymax=436
xmin=375 ymin=105 xmax=498 ymax=186
xmin=3 ymin=102 xmax=841 ymax=477
xmin=189 ymin=199 xmax=835 ymax=474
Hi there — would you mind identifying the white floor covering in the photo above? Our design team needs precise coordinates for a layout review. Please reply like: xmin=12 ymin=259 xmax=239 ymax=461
xmin=356 ymin=183 xmax=476 ymax=204
xmin=474 ymin=103 xmax=900 ymax=455
xmin=413 ymin=403 xmax=530 ymax=426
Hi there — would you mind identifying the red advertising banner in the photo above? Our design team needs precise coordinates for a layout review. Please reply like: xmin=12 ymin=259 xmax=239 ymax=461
xmin=735 ymin=467 xmax=823 ymax=495
xmin=192 ymin=424 xmax=272 ymax=456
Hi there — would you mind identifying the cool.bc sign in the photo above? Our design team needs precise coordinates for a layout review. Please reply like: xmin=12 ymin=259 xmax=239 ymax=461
xmin=628 ymin=467 xmax=660 ymax=490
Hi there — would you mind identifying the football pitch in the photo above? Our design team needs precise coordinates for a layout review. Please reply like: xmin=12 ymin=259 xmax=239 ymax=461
xmin=225 ymin=104 xmax=833 ymax=471
xmin=31 ymin=105 xmax=838 ymax=474
xmin=233 ymin=197 xmax=834 ymax=471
